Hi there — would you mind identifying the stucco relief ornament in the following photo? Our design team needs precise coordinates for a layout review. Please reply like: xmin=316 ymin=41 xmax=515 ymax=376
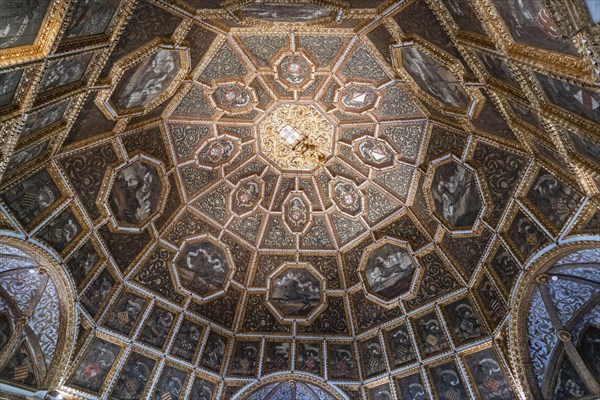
xmin=275 ymin=53 xmax=315 ymax=90
xmin=357 ymin=139 xmax=394 ymax=166
xmin=283 ymin=57 xmax=309 ymax=84
xmin=197 ymin=138 xmax=237 ymax=167
xmin=236 ymin=181 xmax=260 ymax=208
xmin=286 ymin=197 xmax=309 ymax=232
xmin=341 ymin=85 xmax=377 ymax=109
xmin=215 ymin=84 xmax=250 ymax=109
xmin=332 ymin=181 xmax=361 ymax=215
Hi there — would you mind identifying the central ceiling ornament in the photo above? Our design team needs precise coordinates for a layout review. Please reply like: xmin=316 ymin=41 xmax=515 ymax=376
xmin=259 ymin=104 xmax=334 ymax=171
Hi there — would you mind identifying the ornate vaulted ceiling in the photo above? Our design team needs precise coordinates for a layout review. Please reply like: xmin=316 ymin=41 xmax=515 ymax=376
xmin=0 ymin=0 xmax=600 ymax=399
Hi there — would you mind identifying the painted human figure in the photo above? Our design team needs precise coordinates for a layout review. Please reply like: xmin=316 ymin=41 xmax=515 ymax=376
xmin=432 ymin=163 xmax=480 ymax=228
xmin=119 ymin=50 xmax=176 ymax=109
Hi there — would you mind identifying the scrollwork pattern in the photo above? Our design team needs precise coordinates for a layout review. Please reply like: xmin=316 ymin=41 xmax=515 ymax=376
xmin=547 ymin=278 xmax=597 ymax=326
xmin=189 ymin=287 xmax=240 ymax=329
xmin=406 ymin=251 xmax=461 ymax=311
xmin=29 ymin=279 xmax=59 ymax=366
xmin=60 ymin=143 xmax=118 ymax=220
xmin=527 ymin=287 xmax=557 ymax=387
xmin=298 ymin=35 xmax=345 ymax=67
xmin=376 ymin=84 xmax=421 ymax=119
xmin=363 ymin=186 xmax=398 ymax=226
xmin=229 ymin=213 xmax=263 ymax=245
xmin=470 ymin=142 xmax=528 ymax=225
xmin=240 ymin=36 xmax=287 ymax=67
xmin=297 ymin=297 xmax=349 ymax=334
xmin=301 ymin=216 xmax=334 ymax=249
xmin=441 ymin=228 xmax=493 ymax=281
xmin=195 ymin=183 xmax=230 ymax=224
xmin=330 ymin=213 xmax=366 ymax=246
xmin=164 ymin=211 xmax=219 ymax=246
xmin=133 ymin=246 xmax=183 ymax=304
xmin=180 ymin=166 xmax=218 ymax=197
xmin=380 ymin=123 xmax=424 ymax=163
xmin=200 ymin=42 xmax=248 ymax=81
xmin=340 ymin=44 xmax=388 ymax=82
xmin=169 ymin=124 xmax=210 ymax=162
xmin=242 ymin=294 xmax=291 ymax=333
xmin=261 ymin=216 xmax=295 ymax=249
xmin=351 ymin=291 xmax=402 ymax=333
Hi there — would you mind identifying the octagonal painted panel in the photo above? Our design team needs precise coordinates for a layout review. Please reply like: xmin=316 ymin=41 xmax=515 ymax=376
xmin=427 ymin=158 xmax=484 ymax=233
xmin=360 ymin=239 xmax=420 ymax=304
xmin=355 ymin=137 xmax=395 ymax=169
xmin=196 ymin=137 xmax=240 ymax=168
xmin=400 ymin=46 xmax=470 ymax=111
xmin=283 ymin=193 xmax=311 ymax=233
xmin=331 ymin=179 xmax=362 ymax=216
xmin=275 ymin=53 xmax=315 ymax=90
xmin=210 ymin=82 xmax=257 ymax=115
xmin=230 ymin=176 xmax=263 ymax=216
xmin=174 ymin=237 xmax=234 ymax=300
xmin=267 ymin=263 xmax=325 ymax=321
xmin=104 ymin=44 xmax=189 ymax=117
xmin=107 ymin=160 xmax=167 ymax=229
xmin=336 ymin=83 xmax=380 ymax=114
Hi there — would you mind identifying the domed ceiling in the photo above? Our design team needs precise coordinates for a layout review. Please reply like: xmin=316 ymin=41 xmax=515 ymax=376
xmin=0 ymin=0 xmax=600 ymax=399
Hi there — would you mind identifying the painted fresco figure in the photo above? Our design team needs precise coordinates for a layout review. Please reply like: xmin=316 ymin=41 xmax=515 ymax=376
xmin=432 ymin=162 xmax=480 ymax=228
xmin=202 ymin=336 xmax=225 ymax=371
xmin=231 ymin=343 xmax=258 ymax=376
xmin=184 ymin=245 xmax=226 ymax=295
xmin=109 ymin=162 xmax=161 ymax=225
xmin=112 ymin=356 xmax=153 ymax=399
xmin=298 ymin=344 xmax=320 ymax=373
xmin=388 ymin=325 xmax=416 ymax=366
xmin=271 ymin=269 xmax=320 ymax=317
xmin=402 ymin=47 xmax=469 ymax=108
xmin=0 ymin=0 xmax=49 ymax=49
xmin=189 ymin=379 xmax=214 ymax=400
xmin=466 ymin=350 xmax=516 ymax=400
xmin=170 ymin=320 xmax=201 ymax=361
xmin=418 ymin=317 xmax=446 ymax=354
xmin=265 ymin=342 xmax=289 ymax=373
xmin=362 ymin=340 xmax=385 ymax=377
xmin=434 ymin=363 xmax=468 ymax=400
xmin=115 ymin=49 xmax=177 ymax=109
xmin=370 ymin=250 xmax=413 ymax=284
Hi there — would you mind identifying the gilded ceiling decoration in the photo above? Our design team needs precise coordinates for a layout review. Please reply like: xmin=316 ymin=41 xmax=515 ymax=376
xmin=0 ymin=0 xmax=599 ymax=399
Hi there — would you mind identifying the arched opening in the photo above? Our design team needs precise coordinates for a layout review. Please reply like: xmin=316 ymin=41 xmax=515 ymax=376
xmin=237 ymin=375 xmax=344 ymax=400
xmin=510 ymin=243 xmax=600 ymax=400
xmin=0 ymin=236 xmax=76 ymax=395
